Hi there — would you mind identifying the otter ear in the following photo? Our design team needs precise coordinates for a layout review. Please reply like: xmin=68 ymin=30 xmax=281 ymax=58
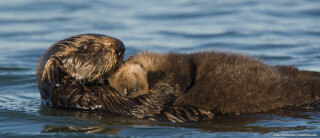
xmin=41 ymin=57 xmax=61 ymax=84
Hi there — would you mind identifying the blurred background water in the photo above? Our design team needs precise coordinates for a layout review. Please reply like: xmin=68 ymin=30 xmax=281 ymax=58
xmin=0 ymin=0 xmax=319 ymax=137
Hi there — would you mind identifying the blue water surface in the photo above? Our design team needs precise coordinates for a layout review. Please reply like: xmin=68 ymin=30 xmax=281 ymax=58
xmin=0 ymin=0 xmax=320 ymax=137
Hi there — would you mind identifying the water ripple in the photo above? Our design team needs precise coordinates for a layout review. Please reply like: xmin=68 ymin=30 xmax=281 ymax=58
xmin=139 ymin=10 xmax=235 ymax=20
xmin=0 ymin=1 xmax=90 ymax=12
xmin=302 ymin=9 xmax=320 ymax=17
xmin=157 ymin=31 xmax=244 ymax=39
xmin=0 ymin=17 xmax=71 ymax=24
xmin=0 ymin=67 xmax=29 ymax=71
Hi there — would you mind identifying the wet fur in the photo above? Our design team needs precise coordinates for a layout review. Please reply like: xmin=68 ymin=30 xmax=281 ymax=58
xmin=37 ymin=35 xmax=320 ymax=123
xmin=36 ymin=33 xmax=125 ymax=107
xmin=109 ymin=51 xmax=320 ymax=122
xmin=173 ymin=52 xmax=320 ymax=114
xmin=108 ymin=52 xmax=194 ymax=98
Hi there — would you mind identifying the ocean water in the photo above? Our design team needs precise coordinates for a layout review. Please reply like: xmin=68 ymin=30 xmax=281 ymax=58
xmin=0 ymin=0 xmax=320 ymax=137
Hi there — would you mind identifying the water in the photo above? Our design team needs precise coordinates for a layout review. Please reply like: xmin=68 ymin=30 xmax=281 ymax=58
xmin=0 ymin=0 xmax=319 ymax=137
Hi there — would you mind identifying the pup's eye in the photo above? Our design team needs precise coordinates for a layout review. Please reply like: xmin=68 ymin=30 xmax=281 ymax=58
xmin=134 ymin=88 xmax=139 ymax=93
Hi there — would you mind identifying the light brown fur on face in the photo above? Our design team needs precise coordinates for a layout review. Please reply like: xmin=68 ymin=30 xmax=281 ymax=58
xmin=109 ymin=51 xmax=195 ymax=98
xmin=108 ymin=63 xmax=149 ymax=98
xmin=108 ymin=52 xmax=163 ymax=98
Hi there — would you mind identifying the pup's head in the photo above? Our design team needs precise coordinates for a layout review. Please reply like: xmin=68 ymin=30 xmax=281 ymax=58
xmin=108 ymin=63 xmax=149 ymax=98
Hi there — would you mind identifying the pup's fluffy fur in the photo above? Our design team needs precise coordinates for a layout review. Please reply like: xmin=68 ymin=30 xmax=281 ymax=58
xmin=109 ymin=51 xmax=320 ymax=117
xmin=109 ymin=52 xmax=194 ymax=98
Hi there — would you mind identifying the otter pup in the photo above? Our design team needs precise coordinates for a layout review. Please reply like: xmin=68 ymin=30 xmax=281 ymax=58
xmin=108 ymin=51 xmax=195 ymax=98
xmin=36 ymin=33 xmax=125 ymax=109
xmin=109 ymin=51 xmax=320 ymax=122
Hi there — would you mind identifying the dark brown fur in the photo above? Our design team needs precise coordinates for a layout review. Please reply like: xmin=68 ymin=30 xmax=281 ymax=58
xmin=173 ymin=52 xmax=320 ymax=114
xmin=109 ymin=51 xmax=320 ymax=122
xmin=37 ymin=35 xmax=320 ymax=123
xmin=36 ymin=33 xmax=125 ymax=107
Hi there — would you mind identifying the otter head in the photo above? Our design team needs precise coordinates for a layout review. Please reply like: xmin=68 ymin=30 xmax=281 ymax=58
xmin=36 ymin=34 xmax=125 ymax=102
xmin=38 ymin=33 xmax=125 ymax=84
xmin=108 ymin=63 xmax=149 ymax=98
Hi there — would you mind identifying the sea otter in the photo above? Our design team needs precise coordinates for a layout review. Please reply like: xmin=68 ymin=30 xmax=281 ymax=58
xmin=36 ymin=34 xmax=178 ymax=119
xmin=108 ymin=51 xmax=320 ymax=122
xmin=37 ymin=34 xmax=320 ymax=123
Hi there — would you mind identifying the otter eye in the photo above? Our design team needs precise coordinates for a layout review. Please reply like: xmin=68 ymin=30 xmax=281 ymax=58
xmin=93 ymin=45 xmax=101 ymax=51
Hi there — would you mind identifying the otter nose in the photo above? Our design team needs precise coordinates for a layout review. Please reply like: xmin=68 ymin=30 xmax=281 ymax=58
xmin=116 ymin=41 xmax=125 ymax=60
xmin=118 ymin=41 xmax=125 ymax=52
xmin=117 ymin=51 xmax=123 ymax=60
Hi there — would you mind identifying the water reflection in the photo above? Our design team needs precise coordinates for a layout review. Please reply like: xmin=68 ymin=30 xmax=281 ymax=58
xmin=37 ymin=104 xmax=320 ymax=136
xmin=43 ymin=125 xmax=120 ymax=135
